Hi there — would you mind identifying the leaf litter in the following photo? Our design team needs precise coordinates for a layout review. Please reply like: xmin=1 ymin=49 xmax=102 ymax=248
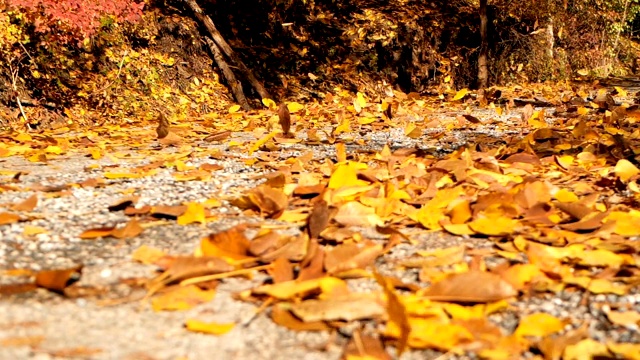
xmin=2 ymin=84 xmax=640 ymax=358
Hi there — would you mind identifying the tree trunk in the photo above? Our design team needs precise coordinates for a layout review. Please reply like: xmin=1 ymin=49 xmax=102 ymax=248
xmin=182 ymin=0 xmax=272 ymax=102
xmin=205 ymin=37 xmax=251 ymax=111
xmin=477 ymin=0 xmax=489 ymax=100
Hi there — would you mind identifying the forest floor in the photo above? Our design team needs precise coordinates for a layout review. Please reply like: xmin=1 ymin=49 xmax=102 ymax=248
xmin=2 ymin=83 xmax=640 ymax=360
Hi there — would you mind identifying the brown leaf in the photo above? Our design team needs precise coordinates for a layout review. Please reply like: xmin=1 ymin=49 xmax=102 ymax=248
xmin=35 ymin=265 xmax=83 ymax=293
xmin=111 ymin=219 xmax=144 ymax=239
xmin=149 ymin=256 xmax=234 ymax=290
xmin=156 ymin=112 xmax=170 ymax=139
xmin=342 ymin=331 xmax=392 ymax=360
xmin=421 ymin=270 xmax=517 ymax=303
xmin=271 ymin=304 xmax=331 ymax=331
xmin=108 ymin=196 xmax=139 ymax=212
xmin=79 ymin=226 xmax=115 ymax=239
xmin=279 ymin=102 xmax=291 ymax=135
xmin=374 ymin=272 xmax=410 ymax=355
xmin=201 ymin=225 xmax=252 ymax=261
xmin=0 ymin=212 xmax=20 ymax=225
xmin=297 ymin=244 xmax=325 ymax=281
xmin=306 ymin=199 xmax=330 ymax=240
xmin=0 ymin=283 xmax=38 ymax=296
xmin=11 ymin=194 xmax=38 ymax=212
xmin=268 ymin=257 xmax=294 ymax=283
xmin=203 ymin=130 xmax=231 ymax=142
xmin=151 ymin=205 xmax=187 ymax=219
xmin=158 ymin=131 xmax=183 ymax=146
xmin=246 ymin=185 xmax=289 ymax=218
xmin=324 ymin=242 xmax=382 ymax=275
xmin=288 ymin=293 xmax=385 ymax=322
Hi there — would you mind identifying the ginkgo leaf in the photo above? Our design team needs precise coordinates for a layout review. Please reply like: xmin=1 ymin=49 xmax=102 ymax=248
xmin=333 ymin=201 xmax=384 ymax=227
xmin=420 ymin=270 xmax=517 ymax=303
xmin=614 ymin=159 xmax=639 ymax=183
xmin=11 ymin=194 xmax=38 ymax=212
xmin=151 ymin=285 xmax=216 ymax=311
xmin=177 ymin=202 xmax=206 ymax=225
xmin=452 ymin=88 xmax=468 ymax=101
xmin=514 ymin=313 xmax=565 ymax=338
xmin=0 ymin=212 xmax=20 ymax=225
xmin=288 ymin=294 xmax=385 ymax=322
xmin=185 ymin=319 xmax=234 ymax=335
xmin=262 ymin=98 xmax=276 ymax=109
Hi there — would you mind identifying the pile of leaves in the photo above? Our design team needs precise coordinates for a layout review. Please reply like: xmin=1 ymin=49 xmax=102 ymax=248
xmin=3 ymin=81 xmax=640 ymax=358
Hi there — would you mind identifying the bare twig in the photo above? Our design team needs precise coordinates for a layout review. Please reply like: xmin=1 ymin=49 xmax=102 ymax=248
xmin=99 ymin=50 xmax=129 ymax=92
xmin=9 ymin=63 xmax=28 ymax=125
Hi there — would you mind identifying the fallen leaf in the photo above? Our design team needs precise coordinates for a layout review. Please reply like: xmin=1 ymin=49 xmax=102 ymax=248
xmin=0 ymin=212 xmax=20 ymax=225
xmin=35 ymin=265 xmax=83 ymax=293
xmin=156 ymin=112 xmax=170 ymax=139
xmin=374 ymin=272 xmax=410 ymax=355
xmin=11 ymin=194 xmax=37 ymax=212
xmin=271 ymin=304 xmax=331 ymax=331
xmin=342 ymin=331 xmax=392 ymax=360
xmin=185 ymin=319 xmax=234 ymax=335
xmin=279 ymin=102 xmax=291 ymax=135
xmin=514 ymin=313 xmax=565 ymax=338
xmin=420 ymin=270 xmax=518 ymax=303
xmin=288 ymin=293 xmax=385 ymax=322
xmin=111 ymin=218 xmax=144 ymax=239
xmin=151 ymin=285 xmax=216 ymax=311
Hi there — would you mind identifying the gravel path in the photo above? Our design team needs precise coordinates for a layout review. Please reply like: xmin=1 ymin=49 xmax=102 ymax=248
xmin=1 ymin=105 xmax=639 ymax=360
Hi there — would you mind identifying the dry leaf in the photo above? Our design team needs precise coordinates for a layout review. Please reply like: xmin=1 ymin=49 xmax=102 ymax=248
xmin=35 ymin=265 xmax=83 ymax=293
xmin=342 ymin=331 xmax=392 ymax=360
xmin=271 ymin=304 xmax=331 ymax=331
xmin=279 ymin=102 xmax=291 ymax=135
xmin=420 ymin=270 xmax=517 ymax=303
xmin=0 ymin=212 xmax=20 ymax=225
xmin=324 ymin=242 xmax=382 ymax=274
xmin=185 ymin=319 xmax=234 ymax=335
xmin=307 ymin=199 xmax=331 ymax=240
xmin=156 ymin=112 xmax=170 ymax=139
xmin=374 ymin=272 xmax=410 ymax=355
xmin=288 ymin=294 xmax=385 ymax=322
xmin=151 ymin=285 xmax=216 ymax=311
xmin=11 ymin=194 xmax=37 ymax=212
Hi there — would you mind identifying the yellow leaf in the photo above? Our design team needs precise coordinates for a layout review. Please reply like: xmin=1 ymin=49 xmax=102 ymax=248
xmin=151 ymin=285 xmax=216 ymax=311
xmin=334 ymin=117 xmax=351 ymax=135
xmin=249 ymin=131 xmax=278 ymax=155
xmin=564 ymin=339 xmax=610 ymax=360
xmin=185 ymin=319 xmax=235 ymax=335
xmin=356 ymin=92 xmax=367 ymax=108
xmin=45 ymin=145 xmax=63 ymax=154
xmin=262 ymin=98 xmax=276 ymax=109
xmin=104 ymin=172 xmax=145 ymax=179
xmin=614 ymin=86 xmax=627 ymax=97
xmin=177 ymin=202 xmax=206 ymax=225
xmin=614 ymin=159 xmax=639 ymax=183
xmin=23 ymin=225 xmax=47 ymax=236
xmin=131 ymin=245 xmax=166 ymax=265
xmin=468 ymin=216 xmax=518 ymax=236
xmin=607 ymin=342 xmax=640 ymax=360
xmin=514 ymin=313 xmax=564 ymax=338
xmin=328 ymin=162 xmax=369 ymax=189
xmin=89 ymin=148 xmax=102 ymax=160
xmin=554 ymin=189 xmax=578 ymax=202
xmin=452 ymin=88 xmax=468 ymax=101
xmin=605 ymin=210 xmax=640 ymax=236
xmin=228 ymin=105 xmax=241 ymax=113
xmin=287 ymin=102 xmax=304 ymax=113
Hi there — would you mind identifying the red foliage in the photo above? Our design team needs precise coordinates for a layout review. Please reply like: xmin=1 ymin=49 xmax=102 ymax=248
xmin=7 ymin=0 xmax=145 ymax=39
